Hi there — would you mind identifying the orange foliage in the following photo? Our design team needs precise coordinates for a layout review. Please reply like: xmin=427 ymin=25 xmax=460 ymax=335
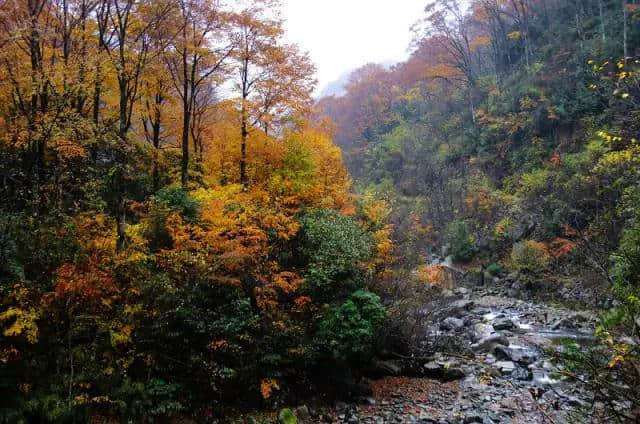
xmin=415 ymin=264 xmax=446 ymax=285
xmin=54 ymin=255 xmax=119 ymax=304
xmin=260 ymin=378 xmax=280 ymax=399
xmin=549 ymin=238 xmax=576 ymax=259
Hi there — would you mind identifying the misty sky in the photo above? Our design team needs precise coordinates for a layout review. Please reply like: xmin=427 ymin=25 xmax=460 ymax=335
xmin=282 ymin=1 xmax=426 ymax=95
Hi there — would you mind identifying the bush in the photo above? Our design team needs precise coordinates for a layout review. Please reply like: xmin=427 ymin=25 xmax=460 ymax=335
xmin=444 ymin=220 xmax=476 ymax=262
xmin=300 ymin=209 xmax=373 ymax=300
xmin=511 ymin=240 xmax=550 ymax=272
xmin=315 ymin=290 xmax=386 ymax=362
xmin=153 ymin=186 xmax=200 ymax=221
xmin=486 ymin=263 xmax=502 ymax=276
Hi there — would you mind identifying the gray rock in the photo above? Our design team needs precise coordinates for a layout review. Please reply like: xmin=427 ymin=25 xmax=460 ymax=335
xmin=495 ymin=361 xmax=515 ymax=374
xmin=511 ymin=366 xmax=532 ymax=381
xmin=493 ymin=318 xmax=516 ymax=331
xmin=441 ymin=317 xmax=464 ymax=331
xmin=423 ymin=361 xmax=466 ymax=381
xmin=551 ymin=317 xmax=577 ymax=330
xmin=472 ymin=335 xmax=509 ymax=353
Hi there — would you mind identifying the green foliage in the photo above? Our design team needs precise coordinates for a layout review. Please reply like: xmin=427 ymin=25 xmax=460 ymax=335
xmin=153 ymin=186 xmax=200 ymax=221
xmin=270 ymin=143 xmax=315 ymax=194
xmin=300 ymin=209 xmax=373 ymax=299
xmin=444 ymin=220 xmax=476 ymax=262
xmin=511 ymin=240 xmax=550 ymax=272
xmin=278 ymin=408 xmax=297 ymax=424
xmin=316 ymin=290 xmax=386 ymax=362
xmin=486 ymin=263 xmax=502 ymax=276
xmin=115 ymin=379 xmax=184 ymax=422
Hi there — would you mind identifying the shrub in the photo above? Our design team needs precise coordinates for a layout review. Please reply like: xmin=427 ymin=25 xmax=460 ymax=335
xmin=444 ymin=220 xmax=476 ymax=262
xmin=315 ymin=290 xmax=386 ymax=362
xmin=153 ymin=186 xmax=200 ymax=221
xmin=300 ymin=209 xmax=373 ymax=300
xmin=511 ymin=240 xmax=550 ymax=272
xmin=486 ymin=263 xmax=502 ymax=276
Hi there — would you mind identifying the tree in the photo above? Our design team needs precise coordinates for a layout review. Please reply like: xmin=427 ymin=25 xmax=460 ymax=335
xmin=229 ymin=0 xmax=288 ymax=186
xmin=165 ymin=0 xmax=232 ymax=190
xmin=414 ymin=0 xmax=480 ymax=123
xmin=98 ymin=0 xmax=174 ymax=250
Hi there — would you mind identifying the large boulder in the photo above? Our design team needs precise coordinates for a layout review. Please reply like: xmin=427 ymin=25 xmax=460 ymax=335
xmin=441 ymin=317 xmax=464 ymax=331
xmin=472 ymin=335 xmax=509 ymax=353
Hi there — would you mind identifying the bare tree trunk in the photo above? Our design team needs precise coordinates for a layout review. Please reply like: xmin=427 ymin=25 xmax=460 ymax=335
xmin=240 ymin=103 xmax=248 ymax=187
xmin=599 ymin=0 xmax=606 ymax=42
xmin=623 ymin=0 xmax=628 ymax=64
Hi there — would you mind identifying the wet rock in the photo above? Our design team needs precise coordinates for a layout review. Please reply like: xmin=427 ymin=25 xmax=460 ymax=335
xmin=441 ymin=317 xmax=464 ymax=331
xmin=511 ymin=366 xmax=532 ymax=381
xmin=423 ymin=361 xmax=466 ymax=381
xmin=472 ymin=335 xmax=509 ymax=353
xmin=495 ymin=361 xmax=515 ymax=374
xmin=551 ymin=317 xmax=577 ymax=330
xmin=493 ymin=318 xmax=516 ymax=331
xmin=455 ymin=287 xmax=470 ymax=296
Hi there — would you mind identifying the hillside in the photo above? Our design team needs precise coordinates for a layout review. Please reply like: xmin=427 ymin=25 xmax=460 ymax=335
xmin=0 ymin=0 xmax=639 ymax=423
xmin=317 ymin=0 xmax=640 ymax=421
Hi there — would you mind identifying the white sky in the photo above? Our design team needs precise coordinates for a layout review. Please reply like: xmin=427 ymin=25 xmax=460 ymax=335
xmin=282 ymin=1 xmax=426 ymax=94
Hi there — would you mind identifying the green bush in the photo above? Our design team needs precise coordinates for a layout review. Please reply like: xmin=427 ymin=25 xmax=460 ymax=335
xmin=153 ymin=186 xmax=200 ymax=221
xmin=300 ymin=209 xmax=373 ymax=299
xmin=444 ymin=220 xmax=476 ymax=262
xmin=511 ymin=240 xmax=550 ymax=272
xmin=315 ymin=290 xmax=386 ymax=362
xmin=486 ymin=263 xmax=502 ymax=276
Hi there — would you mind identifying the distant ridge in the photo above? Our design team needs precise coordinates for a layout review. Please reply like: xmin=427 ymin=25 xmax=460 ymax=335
xmin=318 ymin=60 xmax=397 ymax=98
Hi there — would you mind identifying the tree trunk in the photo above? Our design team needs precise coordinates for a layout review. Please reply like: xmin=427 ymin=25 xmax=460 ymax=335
xmin=240 ymin=103 xmax=248 ymax=187
xmin=181 ymin=100 xmax=190 ymax=190
xmin=623 ymin=0 xmax=628 ymax=64
xmin=599 ymin=0 xmax=606 ymax=42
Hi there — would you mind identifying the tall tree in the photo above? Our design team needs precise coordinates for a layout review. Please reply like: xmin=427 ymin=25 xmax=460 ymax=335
xmin=166 ymin=0 xmax=232 ymax=190
xmin=229 ymin=0 xmax=284 ymax=186
xmin=99 ymin=0 xmax=174 ymax=250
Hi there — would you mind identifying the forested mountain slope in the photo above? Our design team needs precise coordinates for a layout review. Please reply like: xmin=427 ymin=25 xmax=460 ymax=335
xmin=319 ymin=0 xmax=639 ymax=298
xmin=318 ymin=0 xmax=640 ymax=420
xmin=0 ymin=1 xmax=392 ymax=422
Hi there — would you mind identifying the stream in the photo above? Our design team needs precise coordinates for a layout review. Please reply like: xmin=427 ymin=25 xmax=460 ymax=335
xmin=318 ymin=287 xmax=599 ymax=424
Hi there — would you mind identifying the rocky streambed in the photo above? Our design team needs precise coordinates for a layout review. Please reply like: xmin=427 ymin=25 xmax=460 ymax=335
xmin=316 ymin=287 xmax=599 ymax=424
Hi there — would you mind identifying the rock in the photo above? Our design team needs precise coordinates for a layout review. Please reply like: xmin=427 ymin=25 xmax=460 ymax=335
xmin=495 ymin=361 xmax=515 ymax=375
xmin=423 ymin=361 xmax=466 ymax=381
xmin=472 ymin=335 xmax=509 ymax=353
xmin=441 ymin=317 xmax=464 ymax=331
xmin=471 ymin=323 xmax=494 ymax=342
xmin=551 ymin=317 xmax=577 ymax=330
xmin=456 ymin=287 xmax=470 ymax=296
xmin=512 ymin=366 xmax=532 ymax=381
xmin=449 ymin=299 xmax=475 ymax=317
xmin=510 ymin=220 xmax=536 ymax=242
xmin=463 ymin=414 xmax=485 ymax=423
xmin=372 ymin=360 xmax=403 ymax=376
xmin=279 ymin=408 xmax=297 ymax=424
xmin=294 ymin=405 xmax=310 ymax=421
xmin=493 ymin=345 xmax=514 ymax=361
xmin=493 ymin=318 xmax=516 ymax=331
xmin=505 ymin=272 xmax=520 ymax=282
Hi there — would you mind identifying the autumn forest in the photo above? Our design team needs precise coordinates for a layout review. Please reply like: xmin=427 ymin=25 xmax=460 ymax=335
xmin=0 ymin=0 xmax=639 ymax=423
